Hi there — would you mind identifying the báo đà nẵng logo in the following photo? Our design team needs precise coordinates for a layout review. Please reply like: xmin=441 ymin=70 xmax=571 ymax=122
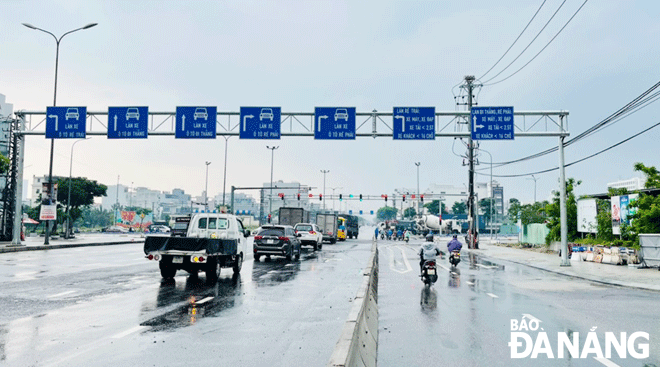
xmin=508 ymin=314 xmax=649 ymax=360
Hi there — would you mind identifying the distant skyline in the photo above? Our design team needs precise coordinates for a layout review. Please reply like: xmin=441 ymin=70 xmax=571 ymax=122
xmin=3 ymin=0 xmax=659 ymax=210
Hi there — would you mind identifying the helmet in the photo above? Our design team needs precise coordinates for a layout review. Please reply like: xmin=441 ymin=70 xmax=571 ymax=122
xmin=453 ymin=234 xmax=458 ymax=239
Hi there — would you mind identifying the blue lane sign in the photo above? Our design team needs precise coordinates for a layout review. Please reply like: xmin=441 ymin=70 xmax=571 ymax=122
xmin=349 ymin=210 xmax=353 ymax=214
xmin=393 ymin=107 xmax=435 ymax=140
xmin=359 ymin=210 xmax=363 ymax=215
xmin=471 ymin=106 xmax=514 ymax=140
xmin=370 ymin=210 xmax=374 ymax=215
xmin=314 ymin=107 xmax=356 ymax=140
xmin=176 ymin=106 xmax=217 ymax=139
xmin=46 ymin=106 xmax=86 ymax=139
xmin=239 ymin=107 xmax=281 ymax=139
xmin=107 ymin=106 xmax=148 ymax=139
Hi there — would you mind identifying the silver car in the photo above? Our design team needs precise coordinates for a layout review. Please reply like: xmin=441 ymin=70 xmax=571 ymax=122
xmin=294 ymin=223 xmax=323 ymax=251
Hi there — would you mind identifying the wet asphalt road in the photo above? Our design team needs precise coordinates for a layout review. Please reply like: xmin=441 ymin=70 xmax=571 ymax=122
xmin=0 ymin=235 xmax=372 ymax=367
xmin=378 ymin=239 xmax=660 ymax=367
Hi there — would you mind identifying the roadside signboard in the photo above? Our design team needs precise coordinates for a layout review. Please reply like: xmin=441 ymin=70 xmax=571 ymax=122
xmin=393 ymin=107 xmax=435 ymax=140
xmin=107 ymin=106 xmax=148 ymax=139
xmin=471 ymin=106 xmax=514 ymax=140
xmin=39 ymin=204 xmax=57 ymax=221
xmin=46 ymin=106 xmax=87 ymax=138
xmin=175 ymin=106 xmax=217 ymax=139
xmin=314 ymin=107 xmax=356 ymax=140
xmin=239 ymin=106 xmax=281 ymax=139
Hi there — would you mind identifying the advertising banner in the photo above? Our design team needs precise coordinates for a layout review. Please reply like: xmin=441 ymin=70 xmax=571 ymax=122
xmin=39 ymin=204 xmax=57 ymax=221
xmin=611 ymin=196 xmax=621 ymax=235
xmin=577 ymin=198 xmax=597 ymax=233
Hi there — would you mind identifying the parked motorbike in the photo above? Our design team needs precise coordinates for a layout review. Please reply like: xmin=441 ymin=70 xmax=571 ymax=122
xmin=420 ymin=259 xmax=438 ymax=286
xmin=449 ymin=250 xmax=461 ymax=267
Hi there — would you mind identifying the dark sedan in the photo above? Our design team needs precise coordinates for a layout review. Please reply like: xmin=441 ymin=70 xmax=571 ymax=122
xmin=253 ymin=225 xmax=302 ymax=261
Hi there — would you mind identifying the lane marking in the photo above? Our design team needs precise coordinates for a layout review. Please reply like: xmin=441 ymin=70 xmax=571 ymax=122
xmin=47 ymin=290 xmax=76 ymax=298
xmin=195 ymin=296 xmax=214 ymax=305
xmin=594 ymin=357 xmax=621 ymax=367
xmin=111 ymin=325 xmax=147 ymax=339
xmin=486 ymin=293 xmax=499 ymax=298
xmin=451 ymin=271 xmax=458 ymax=276
xmin=438 ymin=264 xmax=451 ymax=272
xmin=466 ymin=281 xmax=475 ymax=285
xmin=476 ymin=263 xmax=497 ymax=269
xmin=396 ymin=246 xmax=412 ymax=274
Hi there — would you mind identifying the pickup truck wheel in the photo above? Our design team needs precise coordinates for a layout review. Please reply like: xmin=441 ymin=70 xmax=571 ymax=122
xmin=159 ymin=263 xmax=176 ymax=279
xmin=232 ymin=254 xmax=243 ymax=274
xmin=206 ymin=258 xmax=220 ymax=282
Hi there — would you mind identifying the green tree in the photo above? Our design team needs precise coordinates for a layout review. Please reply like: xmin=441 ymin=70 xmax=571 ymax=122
xmin=595 ymin=199 xmax=613 ymax=240
xmin=452 ymin=201 xmax=467 ymax=215
xmin=57 ymin=177 xmax=108 ymax=233
xmin=403 ymin=207 xmax=416 ymax=219
xmin=634 ymin=162 xmax=660 ymax=188
xmin=545 ymin=178 xmax=581 ymax=244
xmin=628 ymin=195 xmax=660 ymax=242
xmin=0 ymin=154 xmax=9 ymax=174
xmin=508 ymin=198 xmax=521 ymax=223
xmin=520 ymin=201 xmax=549 ymax=225
xmin=377 ymin=206 xmax=398 ymax=221
xmin=424 ymin=200 xmax=446 ymax=215
xmin=79 ymin=207 xmax=113 ymax=228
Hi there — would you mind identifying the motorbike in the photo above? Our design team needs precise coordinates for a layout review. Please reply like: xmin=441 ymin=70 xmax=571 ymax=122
xmin=420 ymin=259 xmax=438 ymax=286
xmin=405 ymin=236 xmax=410 ymax=244
xmin=380 ymin=232 xmax=385 ymax=240
xmin=449 ymin=250 xmax=461 ymax=266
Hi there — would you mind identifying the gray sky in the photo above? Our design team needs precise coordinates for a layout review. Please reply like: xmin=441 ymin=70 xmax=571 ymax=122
xmin=2 ymin=0 xmax=660 ymax=213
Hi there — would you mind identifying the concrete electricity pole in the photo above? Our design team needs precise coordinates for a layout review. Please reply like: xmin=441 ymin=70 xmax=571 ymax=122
xmin=465 ymin=75 xmax=478 ymax=249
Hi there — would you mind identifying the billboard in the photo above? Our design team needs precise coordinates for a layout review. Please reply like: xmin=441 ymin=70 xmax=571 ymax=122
xmin=577 ymin=198 xmax=597 ymax=233
xmin=611 ymin=194 xmax=639 ymax=235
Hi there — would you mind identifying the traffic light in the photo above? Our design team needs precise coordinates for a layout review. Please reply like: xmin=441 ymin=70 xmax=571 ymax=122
xmin=339 ymin=194 xmax=343 ymax=201
xmin=420 ymin=194 xmax=424 ymax=203
xmin=268 ymin=214 xmax=272 ymax=223
xmin=359 ymin=194 xmax=363 ymax=201
xmin=349 ymin=194 xmax=353 ymax=199
xmin=384 ymin=195 xmax=388 ymax=203
xmin=402 ymin=195 xmax=406 ymax=202
xmin=297 ymin=193 xmax=301 ymax=201
xmin=279 ymin=193 xmax=284 ymax=200
xmin=319 ymin=194 xmax=323 ymax=201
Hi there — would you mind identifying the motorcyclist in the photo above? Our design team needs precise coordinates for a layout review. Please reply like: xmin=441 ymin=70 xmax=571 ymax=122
xmin=397 ymin=229 xmax=403 ymax=240
xmin=404 ymin=230 xmax=412 ymax=242
xmin=448 ymin=234 xmax=462 ymax=253
xmin=418 ymin=241 xmax=444 ymax=272
xmin=387 ymin=229 xmax=393 ymax=240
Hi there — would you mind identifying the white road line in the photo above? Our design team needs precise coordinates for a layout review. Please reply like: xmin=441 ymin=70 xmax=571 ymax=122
xmin=438 ymin=264 xmax=451 ymax=272
xmin=476 ymin=263 xmax=497 ymax=269
xmin=195 ymin=297 xmax=214 ymax=305
xmin=486 ymin=293 xmax=499 ymax=298
xmin=387 ymin=246 xmax=412 ymax=274
xmin=594 ymin=357 xmax=621 ymax=367
xmin=396 ymin=246 xmax=412 ymax=274
xmin=466 ymin=281 xmax=475 ymax=285
xmin=451 ymin=271 xmax=458 ymax=276
xmin=47 ymin=290 xmax=76 ymax=298
xmin=111 ymin=325 xmax=146 ymax=339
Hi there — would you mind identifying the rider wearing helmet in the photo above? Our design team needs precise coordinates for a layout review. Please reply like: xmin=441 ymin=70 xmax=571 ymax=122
xmin=418 ymin=241 xmax=444 ymax=272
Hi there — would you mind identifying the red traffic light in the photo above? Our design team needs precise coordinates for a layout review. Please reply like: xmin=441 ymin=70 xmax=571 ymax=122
xmin=319 ymin=194 xmax=323 ymax=201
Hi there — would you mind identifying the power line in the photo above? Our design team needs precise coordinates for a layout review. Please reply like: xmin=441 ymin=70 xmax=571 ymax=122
xmin=482 ymin=0 xmax=569 ymax=84
xmin=485 ymin=0 xmax=590 ymax=86
xmin=479 ymin=0 xmax=547 ymax=80
xmin=478 ymin=119 xmax=660 ymax=178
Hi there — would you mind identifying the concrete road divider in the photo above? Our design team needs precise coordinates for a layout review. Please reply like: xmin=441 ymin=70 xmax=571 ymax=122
xmin=328 ymin=241 xmax=378 ymax=367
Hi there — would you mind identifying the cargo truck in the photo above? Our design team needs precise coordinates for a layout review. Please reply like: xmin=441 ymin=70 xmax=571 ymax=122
xmin=316 ymin=213 xmax=338 ymax=244
xmin=278 ymin=207 xmax=309 ymax=226
xmin=338 ymin=214 xmax=359 ymax=239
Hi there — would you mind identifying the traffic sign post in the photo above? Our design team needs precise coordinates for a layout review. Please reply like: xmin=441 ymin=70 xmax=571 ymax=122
xmin=107 ymin=106 xmax=148 ymax=139
xmin=46 ymin=106 xmax=86 ymax=138
xmin=393 ymin=107 xmax=435 ymax=140
xmin=239 ymin=107 xmax=281 ymax=139
xmin=314 ymin=107 xmax=356 ymax=140
xmin=175 ymin=106 xmax=217 ymax=139
xmin=471 ymin=106 xmax=514 ymax=140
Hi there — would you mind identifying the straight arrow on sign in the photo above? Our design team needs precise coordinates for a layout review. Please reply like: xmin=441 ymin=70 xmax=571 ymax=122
xmin=114 ymin=115 xmax=118 ymax=131
xmin=182 ymin=114 xmax=186 ymax=131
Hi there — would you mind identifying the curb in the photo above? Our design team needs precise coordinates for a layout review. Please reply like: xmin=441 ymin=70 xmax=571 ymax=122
xmin=475 ymin=249 xmax=660 ymax=292
xmin=0 ymin=240 xmax=145 ymax=253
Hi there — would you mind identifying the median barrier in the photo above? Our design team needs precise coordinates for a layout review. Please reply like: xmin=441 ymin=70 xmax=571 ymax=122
xmin=328 ymin=240 xmax=378 ymax=367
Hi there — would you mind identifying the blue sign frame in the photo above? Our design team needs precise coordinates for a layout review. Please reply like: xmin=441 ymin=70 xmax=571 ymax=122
xmin=107 ymin=106 xmax=148 ymax=139
xmin=46 ymin=106 xmax=87 ymax=139
xmin=175 ymin=106 xmax=217 ymax=139
xmin=392 ymin=107 xmax=435 ymax=140
xmin=239 ymin=106 xmax=281 ymax=139
xmin=314 ymin=107 xmax=356 ymax=140
xmin=471 ymin=106 xmax=514 ymax=140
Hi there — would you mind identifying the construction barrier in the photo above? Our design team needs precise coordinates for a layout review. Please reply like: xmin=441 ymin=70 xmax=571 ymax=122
xmin=328 ymin=241 xmax=378 ymax=367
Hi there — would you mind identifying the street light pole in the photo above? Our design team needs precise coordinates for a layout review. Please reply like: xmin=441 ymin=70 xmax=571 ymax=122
xmin=480 ymin=149 xmax=494 ymax=239
xmin=320 ymin=170 xmax=329 ymax=211
xmin=527 ymin=174 xmax=538 ymax=203
xmin=221 ymin=136 xmax=231 ymax=208
xmin=114 ymin=175 xmax=119 ymax=226
xmin=330 ymin=187 xmax=342 ymax=212
xmin=415 ymin=162 xmax=421 ymax=214
xmin=23 ymin=22 xmax=97 ymax=245
xmin=204 ymin=161 xmax=211 ymax=210
xmin=65 ymin=138 xmax=89 ymax=238
xmin=267 ymin=146 xmax=279 ymax=216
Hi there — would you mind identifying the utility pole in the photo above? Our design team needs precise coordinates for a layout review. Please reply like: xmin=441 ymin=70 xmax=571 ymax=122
xmin=321 ymin=170 xmax=329 ymax=211
xmin=415 ymin=162 xmax=421 ymax=215
xmin=465 ymin=75 xmax=479 ymax=249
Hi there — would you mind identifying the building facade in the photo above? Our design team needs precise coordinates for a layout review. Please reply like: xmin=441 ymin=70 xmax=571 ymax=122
xmin=607 ymin=177 xmax=645 ymax=192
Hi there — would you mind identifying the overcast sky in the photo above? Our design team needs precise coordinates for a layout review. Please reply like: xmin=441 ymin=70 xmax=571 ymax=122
xmin=2 ymin=0 xmax=659 ymax=214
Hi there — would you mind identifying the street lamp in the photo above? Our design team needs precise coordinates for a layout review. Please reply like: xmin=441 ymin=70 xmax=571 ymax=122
xmin=527 ymin=174 xmax=538 ymax=203
xmin=23 ymin=22 xmax=98 ymax=245
xmin=65 ymin=138 xmax=90 ymax=238
xmin=267 ymin=146 xmax=279 ymax=216
xmin=204 ymin=161 xmax=211 ymax=210
xmin=415 ymin=162 xmax=421 ymax=214
xmin=320 ymin=170 xmax=330 ymax=211
xmin=330 ymin=187 xmax=343 ymax=212
xmin=479 ymin=149 xmax=494 ymax=238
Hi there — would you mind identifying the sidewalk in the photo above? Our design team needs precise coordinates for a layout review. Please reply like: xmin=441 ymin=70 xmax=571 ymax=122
xmin=0 ymin=233 xmax=145 ymax=253
xmin=473 ymin=238 xmax=660 ymax=292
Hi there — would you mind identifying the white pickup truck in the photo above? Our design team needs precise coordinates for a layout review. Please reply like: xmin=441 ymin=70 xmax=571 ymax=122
xmin=144 ymin=213 xmax=248 ymax=281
